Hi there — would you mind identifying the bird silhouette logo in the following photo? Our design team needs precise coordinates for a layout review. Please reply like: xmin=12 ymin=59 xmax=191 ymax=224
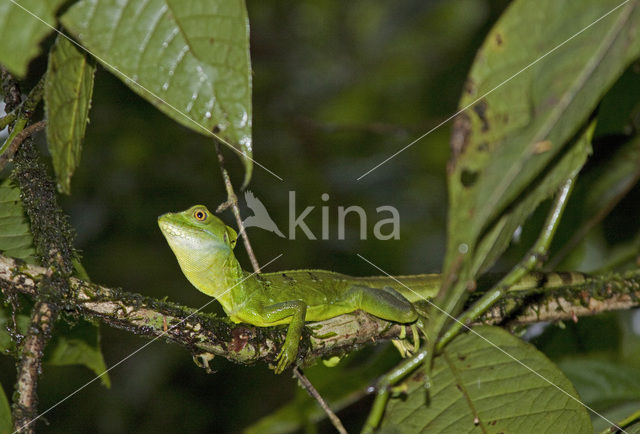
xmin=240 ymin=190 xmax=285 ymax=238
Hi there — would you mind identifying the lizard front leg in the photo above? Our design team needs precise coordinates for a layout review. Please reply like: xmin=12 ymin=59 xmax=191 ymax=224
xmin=258 ymin=300 xmax=307 ymax=374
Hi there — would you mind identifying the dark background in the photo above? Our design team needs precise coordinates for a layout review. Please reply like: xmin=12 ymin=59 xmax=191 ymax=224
xmin=2 ymin=0 xmax=639 ymax=432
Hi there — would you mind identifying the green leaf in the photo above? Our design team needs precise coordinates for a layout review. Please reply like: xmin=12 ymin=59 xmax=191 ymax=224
xmin=0 ymin=383 xmax=11 ymax=434
xmin=0 ymin=0 xmax=66 ymax=77
xmin=445 ymin=0 xmax=640 ymax=274
xmin=44 ymin=318 xmax=110 ymax=388
xmin=61 ymin=0 xmax=253 ymax=186
xmin=0 ymin=179 xmax=36 ymax=263
xmin=472 ymin=121 xmax=594 ymax=275
xmin=381 ymin=326 xmax=591 ymax=433
xmin=45 ymin=35 xmax=96 ymax=195
xmin=557 ymin=359 xmax=640 ymax=409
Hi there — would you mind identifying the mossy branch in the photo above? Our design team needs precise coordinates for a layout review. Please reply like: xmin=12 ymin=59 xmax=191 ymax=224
xmin=2 ymin=254 xmax=640 ymax=372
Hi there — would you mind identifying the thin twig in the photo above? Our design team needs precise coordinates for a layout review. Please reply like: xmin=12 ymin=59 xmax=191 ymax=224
xmin=293 ymin=367 xmax=348 ymax=434
xmin=214 ymin=141 xmax=261 ymax=273
xmin=438 ymin=175 xmax=576 ymax=350
xmin=1 ymin=75 xmax=46 ymax=159
xmin=0 ymin=110 xmax=17 ymax=130
xmin=213 ymin=145 xmax=350 ymax=431
xmin=548 ymin=169 xmax=640 ymax=269
xmin=0 ymin=120 xmax=46 ymax=171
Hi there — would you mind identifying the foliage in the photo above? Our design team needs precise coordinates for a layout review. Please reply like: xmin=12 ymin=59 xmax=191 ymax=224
xmin=0 ymin=0 xmax=639 ymax=432
xmin=382 ymin=327 xmax=590 ymax=433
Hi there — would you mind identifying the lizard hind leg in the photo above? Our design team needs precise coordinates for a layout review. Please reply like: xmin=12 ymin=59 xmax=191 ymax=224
xmin=344 ymin=285 xmax=418 ymax=324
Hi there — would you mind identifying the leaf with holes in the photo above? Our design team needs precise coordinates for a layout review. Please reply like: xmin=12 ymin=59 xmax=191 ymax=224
xmin=445 ymin=0 xmax=640 ymax=275
xmin=61 ymin=0 xmax=253 ymax=185
xmin=0 ymin=178 xmax=36 ymax=263
xmin=45 ymin=35 xmax=96 ymax=194
xmin=0 ymin=0 xmax=66 ymax=77
xmin=380 ymin=326 xmax=591 ymax=433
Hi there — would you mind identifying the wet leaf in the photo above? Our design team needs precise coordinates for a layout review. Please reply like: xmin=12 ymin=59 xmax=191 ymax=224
xmin=61 ymin=0 xmax=253 ymax=185
xmin=0 ymin=0 xmax=66 ymax=77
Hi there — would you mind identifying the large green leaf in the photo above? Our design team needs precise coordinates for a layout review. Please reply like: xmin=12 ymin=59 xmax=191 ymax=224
xmin=45 ymin=35 xmax=96 ymax=195
xmin=381 ymin=326 xmax=591 ymax=433
xmin=0 ymin=383 xmax=11 ymax=434
xmin=0 ymin=0 xmax=66 ymax=77
xmin=445 ymin=0 xmax=640 ymax=274
xmin=0 ymin=178 xmax=36 ymax=263
xmin=61 ymin=0 xmax=253 ymax=185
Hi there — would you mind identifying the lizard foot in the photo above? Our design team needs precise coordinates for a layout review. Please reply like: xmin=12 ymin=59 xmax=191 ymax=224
xmin=274 ymin=345 xmax=296 ymax=374
xmin=391 ymin=324 xmax=421 ymax=358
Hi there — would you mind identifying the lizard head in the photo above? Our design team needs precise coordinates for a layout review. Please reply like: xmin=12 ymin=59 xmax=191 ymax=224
xmin=158 ymin=205 xmax=238 ymax=257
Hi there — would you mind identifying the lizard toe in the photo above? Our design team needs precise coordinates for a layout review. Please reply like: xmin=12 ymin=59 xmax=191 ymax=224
xmin=275 ymin=353 xmax=290 ymax=374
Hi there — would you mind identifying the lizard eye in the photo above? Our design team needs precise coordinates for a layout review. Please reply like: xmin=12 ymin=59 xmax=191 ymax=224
xmin=193 ymin=209 xmax=208 ymax=221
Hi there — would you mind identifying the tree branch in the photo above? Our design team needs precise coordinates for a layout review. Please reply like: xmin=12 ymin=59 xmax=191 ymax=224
xmin=214 ymin=141 xmax=261 ymax=273
xmin=2 ymin=254 xmax=639 ymax=371
xmin=9 ymin=134 xmax=77 ymax=432
xmin=0 ymin=120 xmax=46 ymax=171
xmin=12 ymin=298 xmax=58 ymax=431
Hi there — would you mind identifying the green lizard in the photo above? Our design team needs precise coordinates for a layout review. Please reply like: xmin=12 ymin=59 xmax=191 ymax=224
xmin=159 ymin=204 xmax=437 ymax=372
xmin=158 ymin=204 xmax=585 ymax=373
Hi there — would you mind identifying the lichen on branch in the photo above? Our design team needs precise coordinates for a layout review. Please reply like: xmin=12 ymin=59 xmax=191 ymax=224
xmin=2 ymin=254 xmax=640 ymax=373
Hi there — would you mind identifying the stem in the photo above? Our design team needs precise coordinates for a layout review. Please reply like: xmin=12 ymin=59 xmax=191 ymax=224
xmin=548 ymin=168 xmax=640 ymax=269
xmin=438 ymin=175 xmax=575 ymax=350
xmin=9 ymin=132 xmax=77 ymax=431
xmin=0 ymin=76 xmax=46 ymax=160
xmin=12 ymin=300 xmax=58 ymax=434
xmin=213 ymin=143 xmax=348 ymax=430
xmin=0 ymin=120 xmax=46 ymax=171
xmin=0 ymin=110 xmax=17 ymax=130
xmin=362 ymin=176 xmax=577 ymax=432
xmin=606 ymin=408 xmax=640 ymax=433
xmin=214 ymin=141 xmax=261 ymax=273
xmin=293 ymin=367 xmax=347 ymax=434
xmin=2 ymin=253 xmax=640 ymax=367
xmin=361 ymin=351 xmax=428 ymax=434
